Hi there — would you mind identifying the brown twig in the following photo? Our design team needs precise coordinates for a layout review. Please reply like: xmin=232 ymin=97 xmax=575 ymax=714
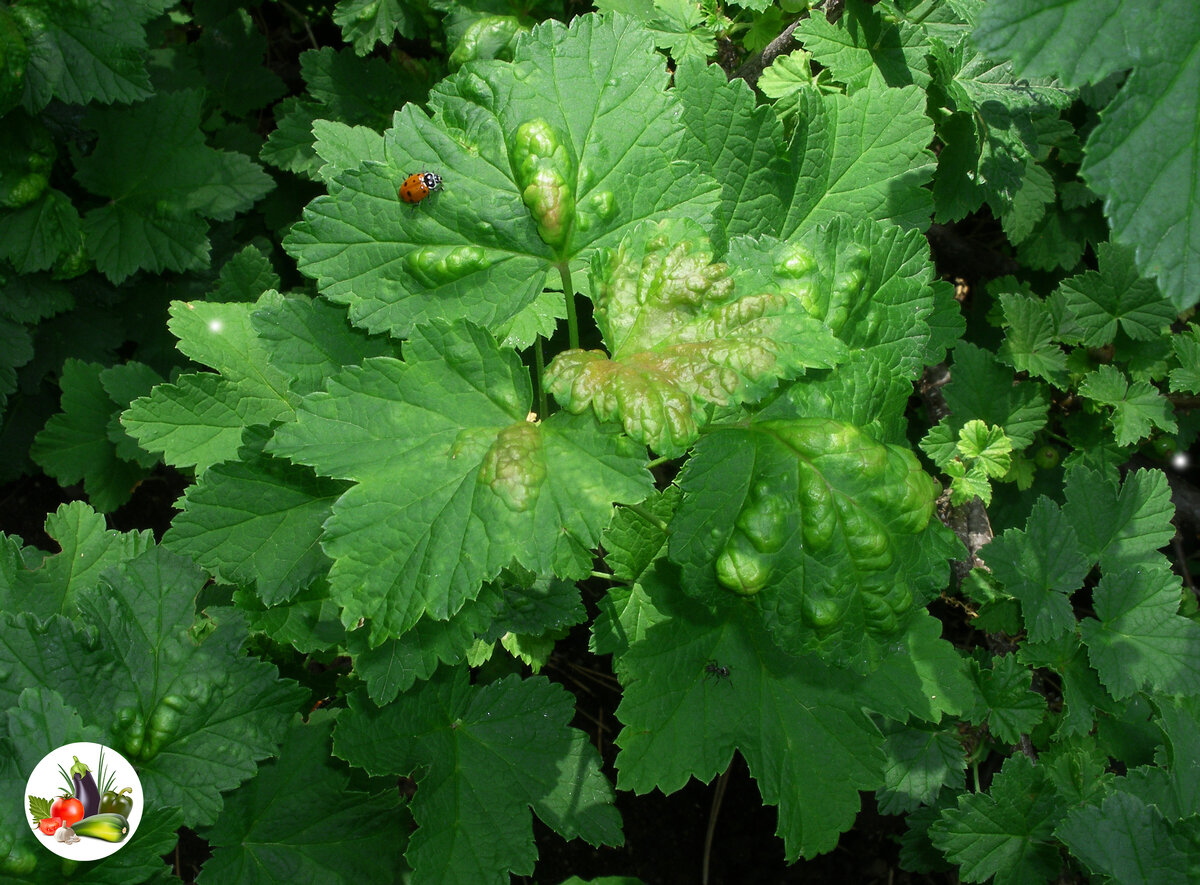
xmin=730 ymin=19 xmax=804 ymax=87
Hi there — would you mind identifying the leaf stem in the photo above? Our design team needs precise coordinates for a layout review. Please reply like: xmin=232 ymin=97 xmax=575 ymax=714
xmin=590 ymin=570 xmax=616 ymax=581
xmin=624 ymin=502 xmax=669 ymax=533
xmin=558 ymin=262 xmax=579 ymax=350
xmin=902 ymin=0 xmax=939 ymax=25
xmin=646 ymin=455 xmax=675 ymax=470
xmin=534 ymin=337 xmax=548 ymax=419
xmin=702 ymin=765 xmax=732 ymax=885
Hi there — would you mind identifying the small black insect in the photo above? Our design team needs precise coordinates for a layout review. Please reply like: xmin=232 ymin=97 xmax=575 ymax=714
xmin=704 ymin=659 xmax=732 ymax=684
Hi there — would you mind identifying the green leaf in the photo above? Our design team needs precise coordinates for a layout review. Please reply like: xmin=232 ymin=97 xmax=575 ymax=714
xmin=333 ymin=0 xmax=416 ymax=55
xmin=212 ymin=244 xmax=281 ymax=303
xmin=545 ymin=220 xmax=844 ymax=456
xmin=1153 ymin=696 xmax=1200 ymax=816
xmin=1058 ymin=243 xmax=1177 ymax=345
xmin=940 ymin=341 xmax=1049 ymax=450
xmin=928 ymin=33 xmax=1073 ymax=231
xmin=930 ymin=754 xmax=1065 ymax=885
xmin=260 ymin=47 xmax=422 ymax=179
xmin=30 ymin=359 xmax=156 ymax=512
xmin=1038 ymin=739 xmax=1115 ymax=807
xmin=121 ymin=372 xmax=247 ymax=473
xmin=784 ymin=84 xmax=935 ymax=235
xmin=284 ymin=14 xmax=719 ymax=338
xmin=761 ymin=354 xmax=917 ymax=446
xmin=348 ymin=583 xmax=506 ymax=704
xmin=4 ymin=689 xmax=183 ymax=883
xmin=1056 ymin=791 xmax=1190 ymax=885
xmin=602 ymin=486 xmax=679 ymax=583
xmin=667 ymin=417 xmax=940 ymax=660
xmin=995 ymin=289 xmax=1068 ymax=384
xmin=194 ymin=9 xmax=285 ymax=116
xmin=956 ymin=419 xmax=1012 ymax=478
xmin=0 ymin=188 xmax=81 ymax=273
xmin=334 ymin=670 xmax=621 ymax=883
xmin=1019 ymin=635 xmax=1111 ymax=739
xmin=236 ymin=580 xmax=349 ymax=655
xmin=591 ymin=579 xmax=666 ymax=668
xmin=164 ymin=435 xmax=346 ymax=605
xmin=1079 ymin=364 xmax=1177 ymax=446
xmin=1078 ymin=16 xmax=1200 ymax=309
xmin=856 ymin=608 xmax=976 ymax=723
xmin=945 ymin=459 xmax=994 ymax=506
xmin=1169 ymin=326 xmax=1200 ymax=394
xmin=12 ymin=0 xmax=170 ymax=110
xmin=967 ymin=654 xmax=1045 ymax=744
xmin=251 ymin=292 xmax=398 ymax=397
xmin=675 ymin=55 xmax=789 ymax=249
xmin=198 ymin=713 xmax=405 ymax=885
xmin=269 ymin=320 xmax=652 ymax=644
xmin=6 ymin=687 xmax=107 ymax=767
xmin=876 ymin=721 xmax=966 ymax=815
xmin=1080 ymin=562 xmax=1200 ymax=699
xmin=123 ymin=296 xmax=299 ymax=474
xmin=595 ymin=0 xmax=716 ymax=63
xmin=611 ymin=568 xmax=884 ymax=861
xmin=972 ymin=0 xmax=1151 ymax=86
xmin=0 ymin=544 xmax=302 ymax=829
xmin=975 ymin=0 xmax=1200 ymax=307
xmin=982 ymin=497 xmax=1089 ymax=642
xmin=1062 ymin=466 xmax=1175 ymax=574
xmin=730 ymin=219 xmax=943 ymax=381
xmin=74 ymin=89 xmax=273 ymax=283
xmin=794 ymin=0 xmax=932 ymax=91
xmin=78 ymin=547 xmax=304 ymax=826
xmin=0 ymin=500 xmax=152 ymax=621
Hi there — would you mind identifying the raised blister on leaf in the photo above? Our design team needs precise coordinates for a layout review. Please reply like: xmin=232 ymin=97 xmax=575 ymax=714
xmin=716 ymin=531 xmax=773 ymax=596
xmin=671 ymin=417 xmax=940 ymax=654
xmin=478 ymin=420 xmax=547 ymax=512
xmin=405 ymin=245 xmax=491 ymax=286
xmin=546 ymin=220 xmax=845 ymax=455
xmin=796 ymin=462 xmax=837 ymax=551
xmin=802 ymin=582 xmax=854 ymax=629
xmin=836 ymin=497 xmax=893 ymax=571
xmin=736 ymin=491 xmax=790 ymax=554
xmin=576 ymin=188 xmax=616 ymax=231
xmin=512 ymin=119 xmax=576 ymax=249
xmin=546 ymin=349 xmax=697 ymax=452
xmin=776 ymin=240 xmax=869 ymax=335
xmin=448 ymin=15 xmax=526 ymax=66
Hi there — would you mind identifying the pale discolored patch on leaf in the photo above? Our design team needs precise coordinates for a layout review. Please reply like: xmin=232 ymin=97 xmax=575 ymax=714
xmin=546 ymin=220 xmax=845 ymax=455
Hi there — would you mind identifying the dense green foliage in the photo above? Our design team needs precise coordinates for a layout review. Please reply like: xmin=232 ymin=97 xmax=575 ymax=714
xmin=2 ymin=0 xmax=1199 ymax=882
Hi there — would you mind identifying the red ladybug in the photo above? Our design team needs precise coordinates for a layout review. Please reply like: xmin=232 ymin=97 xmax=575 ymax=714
xmin=399 ymin=171 xmax=443 ymax=204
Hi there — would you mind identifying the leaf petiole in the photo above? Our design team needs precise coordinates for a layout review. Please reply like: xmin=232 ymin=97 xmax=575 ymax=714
xmin=558 ymin=262 xmax=579 ymax=350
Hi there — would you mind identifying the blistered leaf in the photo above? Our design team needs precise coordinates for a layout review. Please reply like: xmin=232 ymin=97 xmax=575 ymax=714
xmin=269 ymin=320 xmax=651 ymax=645
xmin=546 ymin=220 xmax=844 ymax=456
xmin=284 ymin=15 xmax=718 ymax=338
xmin=668 ymin=417 xmax=940 ymax=662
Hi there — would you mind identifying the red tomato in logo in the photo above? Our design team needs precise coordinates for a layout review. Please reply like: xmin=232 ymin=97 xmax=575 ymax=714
xmin=51 ymin=797 xmax=85 ymax=827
